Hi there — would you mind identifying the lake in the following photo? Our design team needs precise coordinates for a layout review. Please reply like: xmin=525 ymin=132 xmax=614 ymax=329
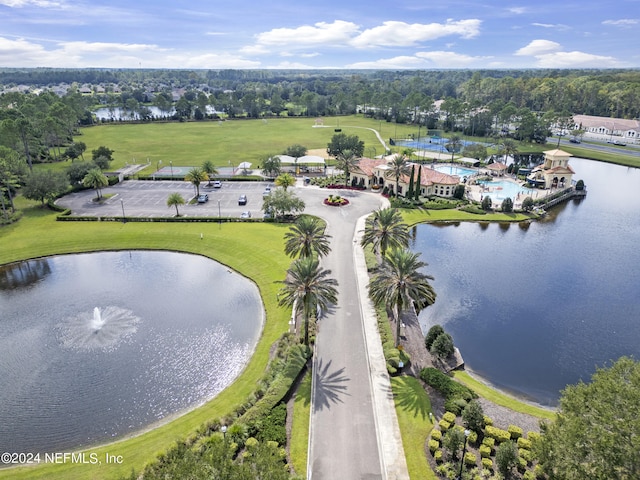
xmin=413 ymin=158 xmax=640 ymax=406
xmin=0 ymin=251 xmax=263 ymax=453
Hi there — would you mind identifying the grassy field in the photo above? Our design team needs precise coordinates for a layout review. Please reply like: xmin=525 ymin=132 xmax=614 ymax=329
xmin=400 ymin=207 xmax=535 ymax=225
xmin=0 ymin=201 xmax=293 ymax=480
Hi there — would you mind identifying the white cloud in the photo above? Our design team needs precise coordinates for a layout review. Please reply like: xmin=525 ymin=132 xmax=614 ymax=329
xmin=532 ymin=51 xmax=622 ymax=68
xmin=415 ymin=50 xmax=491 ymax=67
xmin=515 ymin=39 xmax=561 ymax=56
xmin=348 ymin=55 xmax=429 ymax=69
xmin=255 ymin=20 xmax=359 ymax=46
xmin=348 ymin=50 xmax=489 ymax=69
xmin=508 ymin=7 xmax=528 ymax=14
xmin=602 ymin=19 xmax=638 ymax=27
xmin=0 ymin=0 xmax=62 ymax=7
xmin=532 ymin=22 xmax=571 ymax=31
xmin=58 ymin=41 xmax=165 ymax=54
xmin=351 ymin=19 xmax=481 ymax=48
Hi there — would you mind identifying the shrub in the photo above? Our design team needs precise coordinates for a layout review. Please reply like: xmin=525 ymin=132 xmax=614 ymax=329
xmin=523 ymin=470 xmax=536 ymax=480
xmin=459 ymin=204 xmax=486 ymax=215
xmin=481 ymin=437 xmax=495 ymax=449
xmin=467 ymin=430 xmax=478 ymax=446
xmin=517 ymin=456 xmax=528 ymax=472
xmin=434 ymin=450 xmax=443 ymax=463
xmin=425 ymin=324 xmax=445 ymax=350
xmin=479 ymin=445 xmax=492 ymax=458
xmin=495 ymin=440 xmax=518 ymax=477
xmin=481 ymin=195 xmax=492 ymax=210
xmin=519 ymin=448 xmax=533 ymax=464
xmin=485 ymin=425 xmax=511 ymax=443
xmin=526 ymin=431 xmax=541 ymax=443
xmin=483 ymin=415 xmax=493 ymax=426
xmin=255 ymin=402 xmax=287 ymax=446
xmin=444 ymin=397 xmax=468 ymax=415
xmin=517 ymin=437 xmax=532 ymax=450
xmin=462 ymin=399 xmax=485 ymax=433
xmin=443 ymin=411 xmax=457 ymax=423
xmin=430 ymin=332 xmax=455 ymax=359
xmin=431 ymin=429 xmax=442 ymax=441
xmin=419 ymin=367 xmax=477 ymax=401
xmin=575 ymin=179 xmax=585 ymax=190
xmin=439 ymin=419 xmax=451 ymax=431
xmin=429 ymin=439 xmax=440 ymax=453
xmin=508 ymin=424 xmax=523 ymax=440
xmin=501 ymin=197 xmax=514 ymax=212
xmin=464 ymin=451 xmax=477 ymax=466
xmin=521 ymin=196 xmax=534 ymax=211
xmin=481 ymin=458 xmax=493 ymax=471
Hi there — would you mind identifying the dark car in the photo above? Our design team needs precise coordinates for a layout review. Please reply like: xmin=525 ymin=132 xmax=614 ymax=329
xmin=197 ymin=194 xmax=209 ymax=203
xmin=238 ymin=194 xmax=247 ymax=205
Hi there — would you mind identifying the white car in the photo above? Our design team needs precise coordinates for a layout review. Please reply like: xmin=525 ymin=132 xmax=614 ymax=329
xmin=212 ymin=180 xmax=222 ymax=188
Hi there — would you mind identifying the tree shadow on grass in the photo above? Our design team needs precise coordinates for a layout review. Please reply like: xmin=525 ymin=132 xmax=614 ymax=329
xmin=392 ymin=375 xmax=432 ymax=422
xmin=313 ymin=358 xmax=350 ymax=412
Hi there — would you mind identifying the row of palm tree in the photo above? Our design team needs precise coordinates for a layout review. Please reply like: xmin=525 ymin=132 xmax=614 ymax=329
xmin=278 ymin=216 xmax=338 ymax=346
xmin=361 ymin=207 xmax=436 ymax=347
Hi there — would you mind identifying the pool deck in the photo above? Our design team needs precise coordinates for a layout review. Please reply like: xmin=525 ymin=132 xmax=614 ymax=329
xmin=466 ymin=175 xmax=554 ymax=207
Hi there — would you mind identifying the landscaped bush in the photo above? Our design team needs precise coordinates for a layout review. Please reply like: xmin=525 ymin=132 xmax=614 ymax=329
xmin=464 ymin=451 xmax=477 ymax=466
xmin=434 ymin=450 xmax=443 ymax=463
xmin=481 ymin=457 xmax=493 ymax=470
xmin=517 ymin=437 xmax=532 ymax=450
xmin=519 ymin=448 xmax=533 ymax=464
xmin=508 ymin=424 xmax=523 ymax=439
xmin=485 ymin=425 xmax=511 ymax=443
xmin=438 ymin=419 xmax=451 ymax=431
xmin=467 ymin=430 xmax=478 ymax=446
xmin=523 ymin=470 xmax=536 ymax=480
xmin=430 ymin=429 xmax=442 ymax=441
xmin=255 ymin=402 xmax=287 ymax=446
xmin=481 ymin=437 xmax=495 ymax=449
xmin=443 ymin=411 xmax=457 ymax=424
xmin=459 ymin=204 xmax=486 ymax=215
xmin=429 ymin=439 xmax=440 ymax=453
xmin=444 ymin=396 xmax=468 ymax=415
xmin=479 ymin=444 xmax=492 ymax=458
xmin=483 ymin=415 xmax=493 ymax=426
xmin=419 ymin=367 xmax=478 ymax=402
xmin=462 ymin=399 xmax=485 ymax=433
xmin=425 ymin=324 xmax=445 ymax=350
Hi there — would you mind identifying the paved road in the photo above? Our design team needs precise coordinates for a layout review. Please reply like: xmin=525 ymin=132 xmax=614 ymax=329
xmin=57 ymin=179 xmax=410 ymax=479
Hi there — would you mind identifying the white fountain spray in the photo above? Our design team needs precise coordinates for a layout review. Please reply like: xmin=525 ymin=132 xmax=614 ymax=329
xmin=91 ymin=307 xmax=106 ymax=332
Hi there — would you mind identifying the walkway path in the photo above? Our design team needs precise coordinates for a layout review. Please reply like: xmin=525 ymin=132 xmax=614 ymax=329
xmin=296 ymin=184 xmax=409 ymax=479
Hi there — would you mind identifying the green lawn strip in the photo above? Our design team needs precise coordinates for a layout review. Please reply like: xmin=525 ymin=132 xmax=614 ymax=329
xmin=452 ymin=371 xmax=555 ymax=421
xmin=0 ymin=207 xmax=293 ymax=480
xmin=289 ymin=370 xmax=311 ymax=477
xmin=400 ymin=208 xmax=533 ymax=226
xmin=391 ymin=376 xmax=437 ymax=480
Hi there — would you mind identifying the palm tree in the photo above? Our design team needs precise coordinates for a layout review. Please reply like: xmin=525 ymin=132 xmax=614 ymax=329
xmin=368 ymin=248 xmax=436 ymax=347
xmin=202 ymin=160 xmax=219 ymax=186
xmin=166 ymin=192 xmax=185 ymax=216
xmin=284 ymin=216 xmax=332 ymax=259
xmin=447 ymin=134 xmax=462 ymax=161
xmin=275 ymin=172 xmax=296 ymax=191
xmin=498 ymin=138 xmax=518 ymax=164
xmin=388 ymin=153 xmax=410 ymax=197
xmin=278 ymin=257 xmax=338 ymax=345
xmin=185 ymin=166 xmax=208 ymax=196
xmin=335 ymin=149 xmax=359 ymax=187
xmin=82 ymin=168 xmax=108 ymax=200
xmin=361 ymin=208 xmax=410 ymax=260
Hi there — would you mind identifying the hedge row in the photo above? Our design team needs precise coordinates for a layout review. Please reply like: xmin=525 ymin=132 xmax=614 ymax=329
xmin=419 ymin=367 xmax=478 ymax=403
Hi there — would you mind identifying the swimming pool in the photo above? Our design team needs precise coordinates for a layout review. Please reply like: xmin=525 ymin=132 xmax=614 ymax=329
xmin=434 ymin=165 xmax=477 ymax=177
xmin=478 ymin=179 xmax=535 ymax=202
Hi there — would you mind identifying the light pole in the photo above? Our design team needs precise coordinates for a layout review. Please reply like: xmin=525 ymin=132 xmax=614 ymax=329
xmin=169 ymin=160 xmax=173 ymax=178
xmin=217 ymin=199 xmax=221 ymax=229
xmin=157 ymin=159 xmax=162 ymax=172
xmin=220 ymin=425 xmax=227 ymax=440
xmin=120 ymin=199 xmax=125 ymax=223
xmin=457 ymin=429 xmax=470 ymax=480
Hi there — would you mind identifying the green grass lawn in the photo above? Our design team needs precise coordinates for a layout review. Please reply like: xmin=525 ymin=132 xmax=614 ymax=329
xmin=391 ymin=376 xmax=437 ymax=480
xmin=0 ymin=202 xmax=293 ymax=480
xmin=290 ymin=371 xmax=311 ymax=477
xmin=400 ymin=207 xmax=534 ymax=225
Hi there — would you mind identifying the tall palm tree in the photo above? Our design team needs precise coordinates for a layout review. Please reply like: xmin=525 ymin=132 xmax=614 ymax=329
xmin=185 ymin=166 xmax=208 ymax=196
xmin=447 ymin=134 xmax=462 ymax=161
xmin=275 ymin=172 xmax=296 ymax=191
xmin=202 ymin=160 xmax=219 ymax=186
xmin=82 ymin=168 xmax=108 ymax=200
xmin=368 ymin=248 xmax=436 ymax=347
xmin=498 ymin=138 xmax=518 ymax=164
xmin=278 ymin=257 xmax=338 ymax=345
xmin=388 ymin=153 xmax=410 ymax=197
xmin=166 ymin=192 xmax=185 ymax=216
xmin=284 ymin=216 xmax=332 ymax=259
xmin=335 ymin=149 xmax=359 ymax=187
xmin=361 ymin=207 xmax=411 ymax=260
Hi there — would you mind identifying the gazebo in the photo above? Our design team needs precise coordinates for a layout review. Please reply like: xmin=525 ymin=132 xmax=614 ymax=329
xmin=486 ymin=161 xmax=507 ymax=176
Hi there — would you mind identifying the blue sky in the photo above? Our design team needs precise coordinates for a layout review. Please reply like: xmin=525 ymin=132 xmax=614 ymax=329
xmin=1 ymin=0 xmax=638 ymax=69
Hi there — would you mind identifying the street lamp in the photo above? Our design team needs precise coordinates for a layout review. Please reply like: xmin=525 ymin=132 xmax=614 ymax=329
xmin=457 ymin=429 xmax=470 ymax=480
xmin=169 ymin=160 xmax=173 ymax=178
xmin=120 ymin=199 xmax=126 ymax=223
xmin=156 ymin=159 xmax=162 ymax=172
xmin=220 ymin=425 xmax=227 ymax=440
xmin=217 ymin=199 xmax=221 ymax=229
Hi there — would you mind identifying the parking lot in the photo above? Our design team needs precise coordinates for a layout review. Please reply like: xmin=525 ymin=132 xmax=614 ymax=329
xmin=57 ymin=179 xmax=276 ymax=218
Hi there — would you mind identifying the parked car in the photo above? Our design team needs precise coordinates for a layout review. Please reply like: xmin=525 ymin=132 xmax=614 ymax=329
xmin=569 ymin=138 xmax=581 ymax=144
xmin=212 ymin=181 xmax=222 ymax=188
xmin=238 ymin=194 xmax=247 ymax=205
xmin=240 ymin=211 xmax=252 ymax=219
xmin=263 ymin=186 xmax=272 ymax=197
xmin=197 ymin=194 xmax=209 ymax=203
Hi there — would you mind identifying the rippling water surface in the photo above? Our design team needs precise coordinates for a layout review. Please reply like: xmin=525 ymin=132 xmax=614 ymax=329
xmin=414 ymin=159 xmax=640 ymax=405
xmin=0 ymin=251 xmax=263 ymax=453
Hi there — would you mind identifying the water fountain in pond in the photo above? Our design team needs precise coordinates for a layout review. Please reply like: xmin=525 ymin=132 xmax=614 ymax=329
xmin=57 ymin=306 xmax=140 ymax=351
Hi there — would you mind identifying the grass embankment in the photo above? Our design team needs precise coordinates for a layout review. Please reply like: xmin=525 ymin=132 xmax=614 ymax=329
xmin=289 ymin=371 xmax=312 ymax=477
xmin=0 ymin=202 xmax=292 ymax=480
xmin=452 ymin=371 xmax=555 ymax=421
xmin=400 ymin=207 xmax=535 ymax=226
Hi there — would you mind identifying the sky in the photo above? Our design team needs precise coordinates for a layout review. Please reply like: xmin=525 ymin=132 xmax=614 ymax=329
xmin=0 ymin=0 xmax=639 ymax=70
